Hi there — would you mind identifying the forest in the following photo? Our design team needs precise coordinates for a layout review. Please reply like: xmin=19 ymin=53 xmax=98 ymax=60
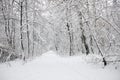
xmin=0 ymin=0 xmax=120 ymax=66
xmin=0 ymin=0 xmax=120 ymax=80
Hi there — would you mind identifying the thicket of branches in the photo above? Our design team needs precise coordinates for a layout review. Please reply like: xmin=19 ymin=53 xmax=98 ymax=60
xmin=0 ymin=0 xmax=120 ymax=65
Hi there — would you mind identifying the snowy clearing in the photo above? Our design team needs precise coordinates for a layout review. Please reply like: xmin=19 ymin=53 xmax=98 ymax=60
xmin=0 ymin=51 xmax=120 ymax=80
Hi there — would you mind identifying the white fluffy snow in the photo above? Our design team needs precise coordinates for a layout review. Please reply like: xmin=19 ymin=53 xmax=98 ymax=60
xmin=0 ymin=51 xmax=120 ymax=80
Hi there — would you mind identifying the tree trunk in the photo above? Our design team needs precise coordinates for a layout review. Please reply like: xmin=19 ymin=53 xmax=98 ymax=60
xmin=25 ymin=0 xmax=30 ymax=58
xmin=66 ymin=23 xmax=73 ymax=56
xmin=20 ymin=1 xmax=24 ymax=59
xmin=78 ymin=11 xmax=89 ymax=55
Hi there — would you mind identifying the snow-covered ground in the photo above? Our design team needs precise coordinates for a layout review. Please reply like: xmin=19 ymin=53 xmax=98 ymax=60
xmin=0 ymin=51 xmax=120 ymax=80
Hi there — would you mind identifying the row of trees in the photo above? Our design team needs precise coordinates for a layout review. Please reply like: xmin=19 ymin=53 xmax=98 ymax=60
xmin=0 ymin=0 xmax=120 ymax=64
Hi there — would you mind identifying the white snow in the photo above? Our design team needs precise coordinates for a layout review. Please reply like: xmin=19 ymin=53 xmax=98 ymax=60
xmin=0 ymin=51 xmax=120 ymax=80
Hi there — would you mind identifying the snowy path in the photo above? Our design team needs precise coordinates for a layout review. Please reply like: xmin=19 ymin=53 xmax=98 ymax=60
xmin=0 ymin=51 xmax=120 ymax=80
